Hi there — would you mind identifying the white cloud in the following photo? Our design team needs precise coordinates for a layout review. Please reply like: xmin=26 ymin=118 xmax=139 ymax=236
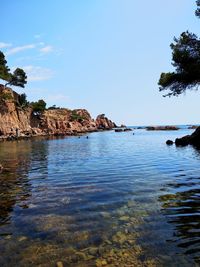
xmin=40 ymin=45 xmax=53 ymax=54
xmin=0 ymin=42 xmax=12 ymax=49
xmin=6 ymin=44 xmax=36 ymax=56
xmin=22 ymin=65 xmax=53 ymax=81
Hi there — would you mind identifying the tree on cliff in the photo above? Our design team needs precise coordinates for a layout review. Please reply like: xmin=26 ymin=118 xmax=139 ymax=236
xmin=5 ymin=68 xmax=27 ymax=88
xmin=0 ymin=51 xmax=27 ymax=88
xmin=31 ymin=99 xmax=46 ymax=115
xmin=195 ymin=0 xmax=200 ymax=17
xmin=0 ymin=51 xmax=10 ymax=81
xmin=158 ymin=1 xmax=200 ymax=96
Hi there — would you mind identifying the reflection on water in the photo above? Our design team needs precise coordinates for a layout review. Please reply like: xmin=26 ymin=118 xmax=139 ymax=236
xmin=159 ymin=145 xmax=200 ymax=265
xmin=0 ymin=130 xmax=200 ymax=266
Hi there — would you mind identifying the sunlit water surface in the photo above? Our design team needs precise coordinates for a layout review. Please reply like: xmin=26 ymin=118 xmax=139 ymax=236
xmin=0 ymin=129 xmax=200 ymax=267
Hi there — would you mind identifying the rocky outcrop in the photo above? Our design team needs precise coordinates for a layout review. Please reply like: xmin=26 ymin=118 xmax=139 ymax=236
xmin=96 ymin=114 xmax=117 ymax=130
xmin=175 ymin=127 xmax=200 ymax=147
xmin=0 ymin=86 xmax=116 ymax=140
xmin=166 ymin=140 xmax=173 ymax=145
xmin=188 ymin=125 xmax=199 ymax=129
xmin=115 ymin=128 xmax=132 ymax=132
xmin=146 ymin=126 xmax=179 ymax=131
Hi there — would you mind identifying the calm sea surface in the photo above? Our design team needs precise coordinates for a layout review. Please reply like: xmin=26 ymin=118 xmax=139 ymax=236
xmin=0 ymin=129 xmax=199 ymax=267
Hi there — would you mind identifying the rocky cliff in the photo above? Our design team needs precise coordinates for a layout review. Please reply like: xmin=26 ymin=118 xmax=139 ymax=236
xmin=0 ymin=85 xmax=117 ymax=140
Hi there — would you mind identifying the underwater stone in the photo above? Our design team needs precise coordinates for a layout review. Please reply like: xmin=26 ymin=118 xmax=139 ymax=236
xmin=119 ymin=216 xmax=129 ymax=222
xmin=56 ymin=261 xmax=64 ymax=267
xmin=18 ymin=236 xmax=28 ymax=242
xmin=88 ymin=247 xmax=98 ymax=256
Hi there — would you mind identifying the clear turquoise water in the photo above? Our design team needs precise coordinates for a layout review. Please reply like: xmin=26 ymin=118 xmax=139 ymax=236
xmin=0 ymin=129 xmax=199 ymax=266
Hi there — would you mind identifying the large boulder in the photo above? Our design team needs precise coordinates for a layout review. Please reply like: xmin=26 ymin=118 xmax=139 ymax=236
xmin=175 ymin=127 xmax=200 ymax=147
xmin=0 ymin=85 xmax=33 ymax=137
xmin=96 ymin=114 xmax=117 ymax=130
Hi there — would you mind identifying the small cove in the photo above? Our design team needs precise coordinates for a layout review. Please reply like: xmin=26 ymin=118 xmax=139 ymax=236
xmin=0 ymin=128 xmax=199 ymax=266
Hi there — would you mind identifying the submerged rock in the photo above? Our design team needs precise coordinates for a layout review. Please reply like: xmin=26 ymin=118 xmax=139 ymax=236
xmin=56 ymin=262 xmax=64 ymax=267
xmin=0 ymin=164 xmax=3 ymax=172
xmin=88 ymin=247 xmax=98 ymax=256
xmin=18 ymin=236 xmax=28 ymax=242
xmin=96 ymin=258 xmax=107 ymax=267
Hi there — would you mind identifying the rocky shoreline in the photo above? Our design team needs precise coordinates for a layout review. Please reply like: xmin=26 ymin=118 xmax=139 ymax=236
xmin=175 ymin=126 xmax=200 ymax=147
xmin=0 ymin=85 xmax=117 ymax=142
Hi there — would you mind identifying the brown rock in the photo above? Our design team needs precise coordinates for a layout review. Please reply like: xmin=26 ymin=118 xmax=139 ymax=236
xmin=0 ymin=85 xmax=116 ymax=140
xmin=96 ymin=114 xmax=117 ymax=130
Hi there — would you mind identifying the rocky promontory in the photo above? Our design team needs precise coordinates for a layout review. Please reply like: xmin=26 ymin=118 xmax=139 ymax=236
xmin=0 ymin=85 xmax=117 ymax=140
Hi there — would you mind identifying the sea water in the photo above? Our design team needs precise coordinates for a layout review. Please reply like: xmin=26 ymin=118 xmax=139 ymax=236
xmin=0 ymin=128 xmax=199 ymax=266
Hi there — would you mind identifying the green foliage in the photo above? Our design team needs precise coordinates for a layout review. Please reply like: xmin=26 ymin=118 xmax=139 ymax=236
xmin=0 ymin=92 xmax=13 ymax=101
xmin=158 ymin=31 xmax=200 ymax=96
xmin=0 ymin=51 xmax=10 ymax=81
xmin=0 ymin=51 xmax=27 ymax=88
xmin=196 ymin=0 xmax=200 ymax=17
xmin=8 ymin=68 xmax=27 ymax=88
xmin=48 ymin=104 xmax=61 ymax=110
xmin=18 ymin=93 xmax=28 ymax=108
xmin=70 ymin=110 xmax=85 ymax=122
xmin=159 ymin=2 xmax=200 ymax=97
xmin=31 ymin=99 xmax=46 ymax=114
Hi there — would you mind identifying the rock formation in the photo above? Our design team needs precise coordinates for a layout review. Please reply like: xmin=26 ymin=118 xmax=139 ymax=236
xmin=0 ymin=86 xmax=116 ymax=140
xmin=188 ymin=125 xmax=199 ymax=129
xmin=95 ymin=114 xmax=117 ymax=130
xmin=146 ymin=126 xmax=179 ymax=131
xmin=175 ymin=127 xmax=200 ymax=147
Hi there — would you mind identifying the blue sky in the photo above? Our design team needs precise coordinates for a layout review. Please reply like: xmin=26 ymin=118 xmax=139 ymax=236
xmin=1 ymin=0 xmax=199 ymax=125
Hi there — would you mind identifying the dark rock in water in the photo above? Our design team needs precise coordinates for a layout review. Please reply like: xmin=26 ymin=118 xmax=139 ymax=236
xmin=146 ymin=126 xmax=179 ymax=131
xmin=188 ymin=125 xmax=199 ymax=129
xmin=175 ymin=127 xmax=200 ymax=147
xmin=175 ymin=136 xmax=191 ymax=146
xmin=120 ymin=124 xmax=126 ymax=128
xmin=166 ymin=140 xmax=173 ymax=145
xmin=115 ymin=129 xmax=123 ymax=132
xmin=124 ymin=128 xmax=132 ymax=132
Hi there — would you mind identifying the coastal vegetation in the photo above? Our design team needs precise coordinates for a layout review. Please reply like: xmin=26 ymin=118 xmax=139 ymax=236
xmin=0 ymin=51 xmax=27 ymax=88
xmin=30 ymin=99 xmax=47 ymax=115
xmin=159 ymin=1 xmax=200 ymax=96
